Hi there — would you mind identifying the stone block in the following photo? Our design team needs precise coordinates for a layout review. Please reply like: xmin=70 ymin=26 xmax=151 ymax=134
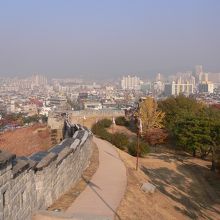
xmin=0 ymin=151 xmax=16 ymax=170
xmin=72 ymin=130 xmax=79 ymax=139
xmin=141 ymin=182 xmax=156 ymax=193
xmin=80 ymin=131 xmax=89 ymax=147
xmin=56 ymin=148 xmax=73 ymax=166
xmin=70 ymin=139 xmax=80 ymax=150
xmin=12 ymin=160 xmax=29 ymax=178
xmin=36 ymin=153 xmax=57 ymax=171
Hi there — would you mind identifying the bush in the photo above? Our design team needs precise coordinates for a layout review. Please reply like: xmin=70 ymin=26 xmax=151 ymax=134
xmin=91 ymin=119 xmax=113 ymax=141
xmin=91 ymin=119 xmax=129 ymax=149
xmin=115 ymin=116 xmax=129 ymax=127
xmin=97 ymin=119 xmax=112 ymax=128
xmin=91 ymin=118 xmax=149 ymax=157
xmin=111 ymin=132 xmax=129 ymax=150
xmin=91 ymin=124 xmax=110 ymax=139
xmin=127 ymin=140 xmax=149 ymax=157
xmin=145 ymin=128 xmax=168 ymax=146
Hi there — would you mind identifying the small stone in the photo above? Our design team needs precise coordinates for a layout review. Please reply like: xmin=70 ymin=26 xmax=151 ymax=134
xmin=52 ymin=208 xmax=61 ymax=212
xmin=141 ymin=182 xmax=156 ymax=193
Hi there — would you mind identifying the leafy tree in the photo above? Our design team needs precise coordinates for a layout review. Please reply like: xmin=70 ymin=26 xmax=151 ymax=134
xmin=138 ymin=97 xmax=165 ymax=132
xmin=173 ymin=115 xmax=211 ymax=157
xmin=206 ymin=108 xmax=220 ymax=171
xmin=158 ymin=95 xmax=205 ymax=132
xmin=157 ymin=95 xmax=220 ymax=171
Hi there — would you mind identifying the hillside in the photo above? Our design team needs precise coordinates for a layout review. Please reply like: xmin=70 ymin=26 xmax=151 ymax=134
xmin=0 ymin=124 xmax=51 ymax=156
xmin=116 ymin=149 xmax=220 ymax=220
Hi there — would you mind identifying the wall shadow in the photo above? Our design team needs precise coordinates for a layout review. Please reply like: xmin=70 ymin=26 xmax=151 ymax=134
xmin=141 ymin=158 xmax=220 ymax=220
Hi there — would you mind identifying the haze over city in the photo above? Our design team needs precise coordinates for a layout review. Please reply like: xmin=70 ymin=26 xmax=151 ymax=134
xmin=1 ymin=1 xmax=220 ymax=220
xmin=0 ymin=0 xmax=220 ymax=79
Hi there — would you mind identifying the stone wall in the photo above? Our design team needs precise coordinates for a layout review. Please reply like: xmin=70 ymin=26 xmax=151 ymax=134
xmin=70 ymin=109 xmax=124 ymax=129
xmin=70 ymin=109 xmax=124 ymax=117
xmin=0 ymin=122 xmax=93 ymax=220
xmin=48 ymin=111 xmax=66 ymax=145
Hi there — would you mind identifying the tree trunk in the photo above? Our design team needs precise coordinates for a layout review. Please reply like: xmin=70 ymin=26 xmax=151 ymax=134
xmin=200 ymin=147 xmax=211 ymax=160
xmin=192 ymin=148 xmax=196 ymax=157
xmin=211 ymin=143 xmax=216 ymax=171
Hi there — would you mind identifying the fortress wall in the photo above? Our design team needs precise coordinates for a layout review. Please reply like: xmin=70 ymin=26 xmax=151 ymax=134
xmin=70 ymin=109 xmax=124 ymax=117
xmin=0 ymin=122 xmax=93 ymax=220
xmin=70 ymin=109 xmax=124 ymax=128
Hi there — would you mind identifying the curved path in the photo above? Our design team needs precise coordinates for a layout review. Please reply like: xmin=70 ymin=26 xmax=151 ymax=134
xmin=33 ymin=137 xmax=127 ymax=220
xmin=64 ymin=136 xmax=127 ymax=219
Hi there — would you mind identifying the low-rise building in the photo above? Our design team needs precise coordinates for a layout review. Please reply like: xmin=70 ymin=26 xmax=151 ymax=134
xmin=83 ymin=101 xmax=102 ymax=110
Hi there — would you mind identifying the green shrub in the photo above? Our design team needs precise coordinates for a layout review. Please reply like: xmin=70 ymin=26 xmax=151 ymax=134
xmin=115 ymin=116 xmax=129 ymax=127
xmin=91 ymin=120 xmax=113 ymax=141
xmin=97 ymin=119 xmax=112 ymax=128
xmin=91 ymin=119 xmax=111 ymax=135
xmin=92 ymin=118 xmax=149 ymax=157
xmin=111 ymin=132 xmax=129 ymax=150
xmin=127 ymin=140 xmax=149 ymax=157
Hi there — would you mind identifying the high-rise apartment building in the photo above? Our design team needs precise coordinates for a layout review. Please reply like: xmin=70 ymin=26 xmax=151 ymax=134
xmin=121 ymin=75 xmax=141 ymax=90
xmin=198 ymin=82 xmax=214 ymax=93
xmin=164 ymin=81 xmax=194 ymax=96
xmin=195 ymin=65 xmax=204 ymax=83
xmin=32 ymin=74 xmax=48 ymax=86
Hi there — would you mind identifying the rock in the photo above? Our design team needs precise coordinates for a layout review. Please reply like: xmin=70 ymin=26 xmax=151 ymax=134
xmin=141 ymin=182 xmax=156 ymax=193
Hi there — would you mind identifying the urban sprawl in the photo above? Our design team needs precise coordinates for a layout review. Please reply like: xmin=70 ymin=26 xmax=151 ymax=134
xmin=0 ymin=65 xmax=220 ymax=129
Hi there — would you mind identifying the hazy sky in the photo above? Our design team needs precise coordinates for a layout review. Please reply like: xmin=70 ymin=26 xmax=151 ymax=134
xmin=0 ymin=0 xmax=220 ymax=79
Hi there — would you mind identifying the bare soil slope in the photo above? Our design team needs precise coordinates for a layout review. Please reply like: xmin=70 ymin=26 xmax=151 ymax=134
xmin=0 ymin=124 xmax=51 ymax=156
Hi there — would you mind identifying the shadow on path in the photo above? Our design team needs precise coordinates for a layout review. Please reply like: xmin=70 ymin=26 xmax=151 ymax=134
xmin=82 ymin=175 xmax=122 ymax=220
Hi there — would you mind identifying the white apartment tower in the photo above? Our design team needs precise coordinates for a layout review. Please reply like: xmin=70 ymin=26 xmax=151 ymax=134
xmin=165 ymin=81 xmax=194 ymax=96
xmin=121 ymin=75 xmax=141 ymax=90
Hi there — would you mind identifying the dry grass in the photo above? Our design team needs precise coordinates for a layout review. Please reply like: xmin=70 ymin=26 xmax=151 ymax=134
xmin=115 ymin=149 xmax=220 ymax=220
xmin=0 ymin=124 xmax=51 ymax=156
xmin=110 ymin=124 xmax=220 ymax=220
xmin=107 ymin=124 xmax=136 ymax=139
xmin=47 ymin=142 xmax=99 ymax=211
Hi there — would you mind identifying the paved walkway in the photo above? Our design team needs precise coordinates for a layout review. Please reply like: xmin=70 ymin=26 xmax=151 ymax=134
xmin=65 ymin=136 xmax=127 ymax=220
xmin=32 ymin=137 xmax=127 ymax=220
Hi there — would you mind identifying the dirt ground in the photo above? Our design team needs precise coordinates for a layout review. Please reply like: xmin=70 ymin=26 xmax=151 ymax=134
xmin=0 ymin=124 xmax=51 ymax=156
xmin=115 ymin=146 xmax=220 ymax=220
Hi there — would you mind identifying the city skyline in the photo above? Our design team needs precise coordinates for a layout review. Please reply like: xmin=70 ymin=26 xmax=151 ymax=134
xmin=0 ymin=1 xmax=220 ymax=78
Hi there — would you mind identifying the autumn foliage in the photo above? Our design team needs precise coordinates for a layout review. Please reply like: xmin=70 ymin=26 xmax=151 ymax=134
xmin=139 ymin=97 xmax=165 ymax=132
xmin=145 ymin=128 xmax=168 ymax=146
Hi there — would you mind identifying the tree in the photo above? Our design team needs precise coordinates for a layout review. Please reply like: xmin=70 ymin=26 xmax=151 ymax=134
xmin=207 ymin=108 xmax=220 ymax=171
xmin=138 ymin=97 xmax=165 ymax=132
xmin=158 ymin=95 xmax=205 ymax=132
xmin=145 ymin=128 xmax=168 ymax=147
xmin=158 ymin=95 xmax=220 ymax=171
xmin=173 ymin=115 xmax=211 ymax=157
